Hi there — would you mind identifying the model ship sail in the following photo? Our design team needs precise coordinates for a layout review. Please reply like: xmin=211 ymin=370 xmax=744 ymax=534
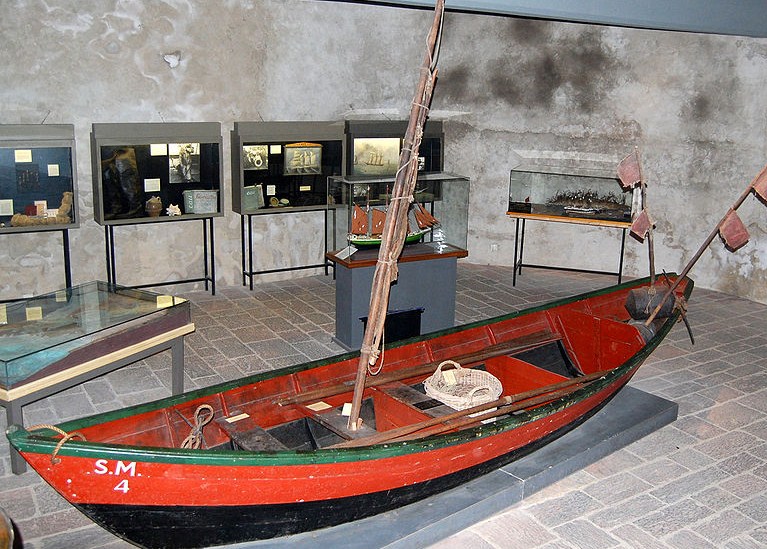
xmin=350 ymin=204 xmax=368 ymax=235
xmin=347 ymin=0 xmax=445 ymax=429
xmin=414 ymin=202 xmax=440 ymax=229
xmin=370 ymin=207 xmax=387 ymax=236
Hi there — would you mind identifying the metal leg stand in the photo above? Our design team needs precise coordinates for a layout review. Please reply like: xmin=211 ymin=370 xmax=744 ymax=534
xmin=6 ymin=401 xmax=26 ymax=474
xmin=171 ymin=336 xmax=185 ymax=395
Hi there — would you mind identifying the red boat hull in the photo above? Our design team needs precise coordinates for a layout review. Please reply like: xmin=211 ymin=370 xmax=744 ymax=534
xmin=22 ymin=377 xmax=626 ymax=547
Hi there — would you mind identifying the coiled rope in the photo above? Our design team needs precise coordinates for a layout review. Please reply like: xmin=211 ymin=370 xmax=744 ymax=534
xmin=180 ymin=404 xmax=214 ymax=449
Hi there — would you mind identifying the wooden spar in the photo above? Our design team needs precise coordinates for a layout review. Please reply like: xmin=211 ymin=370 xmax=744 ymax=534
xmin=277 ymin=330 xmax=558 ymax=406
xmin=331 ymin=369 xmax=610 ymax=448
xmin=347 ymin=0 xmax=446 ymax=430
xmin=645 ymin=163 xmax=767 ymax=325
xmin=637 ymin=149 xmax=656 ymax=287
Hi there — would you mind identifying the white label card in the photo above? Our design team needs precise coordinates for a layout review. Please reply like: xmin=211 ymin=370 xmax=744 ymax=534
xmin=266 ymin=185 xmax=276 ymax=196
xmin=269 ymin=145 xmax=282 ymax=154
xmin=341 ymin=403 xmax=352 ymax=417
xmin=144 ymin=178 xmax=161 ymax=192
xmin=26 ymin=306 xmax=43 ymax=321
xmin=150 ymin=144 xmax=168 ymax=156
xmin=47 ymin=164 xmax=60 ymax=177
xmin=156 ymin=295 xmax=174 ymax=308
xmin=14 ymin=149 xmax=32 ymax=163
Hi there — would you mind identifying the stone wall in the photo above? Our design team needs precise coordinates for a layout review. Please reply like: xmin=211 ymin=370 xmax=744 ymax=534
xmin=1 ymin=1 xmax=765 ymax=302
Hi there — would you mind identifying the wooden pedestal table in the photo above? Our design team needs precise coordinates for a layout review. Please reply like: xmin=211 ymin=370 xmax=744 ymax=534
xmin=325 ymin=242 xmax=468 ymax=350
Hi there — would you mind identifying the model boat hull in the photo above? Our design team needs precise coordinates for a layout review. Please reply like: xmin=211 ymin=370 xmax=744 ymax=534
xmin=348 ymin=229 xmax=429 ymax=248
xmin=8 ymin=275 xmax=692 ymax=548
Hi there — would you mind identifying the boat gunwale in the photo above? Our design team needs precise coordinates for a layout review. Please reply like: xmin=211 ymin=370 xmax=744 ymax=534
xmin=7 ymin=274 xmax=692 ymax=466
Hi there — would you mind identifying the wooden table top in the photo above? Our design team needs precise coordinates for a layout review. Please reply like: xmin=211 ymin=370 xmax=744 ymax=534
xmin=326 ymin=242 xmax=468 ymax=269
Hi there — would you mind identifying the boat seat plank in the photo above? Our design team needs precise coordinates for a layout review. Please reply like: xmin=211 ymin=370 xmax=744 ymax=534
xmin=302 ymin=405 xmax=377 ymax=440
xmin=378 ymin=382 xmax=455 ymax=417
xmin=215 ymin=413 xmax=288 ymax=452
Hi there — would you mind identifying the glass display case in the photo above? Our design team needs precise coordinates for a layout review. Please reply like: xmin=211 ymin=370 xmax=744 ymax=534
xmin=508 ymin=165 xmax=638 ymax=223
xmin=0 ymin=124 xmax=78 ymax=232
xmin=91 ymin=122 xmax=223 ymax=225
xmin=0 ymin=281 xmax=190 ymax=390
xmin=231 ymin=121 xmax=344 ymax=214
xmin=327 ymin=172 xmax=470 ymax=251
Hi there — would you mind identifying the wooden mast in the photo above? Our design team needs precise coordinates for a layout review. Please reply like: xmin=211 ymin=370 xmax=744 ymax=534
xmin=347 ymin=0 xmax=445 ymax=430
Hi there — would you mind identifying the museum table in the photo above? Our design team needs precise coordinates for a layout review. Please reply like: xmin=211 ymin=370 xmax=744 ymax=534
xmin=507 ymin=211 xmax=630 ymax=286
xmin=0 ymin=281 xmax=194 ymax=473
xmin=325 ymin=242 xmax=468 ymax=350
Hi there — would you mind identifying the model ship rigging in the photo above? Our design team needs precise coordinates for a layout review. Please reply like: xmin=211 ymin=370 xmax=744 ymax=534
xmin=7 ymin=1 xmax=767 ymax=547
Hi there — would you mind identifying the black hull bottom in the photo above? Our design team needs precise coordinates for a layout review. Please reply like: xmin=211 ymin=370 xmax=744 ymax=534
xmin=78 ymin=392 xmax=620 ymax=549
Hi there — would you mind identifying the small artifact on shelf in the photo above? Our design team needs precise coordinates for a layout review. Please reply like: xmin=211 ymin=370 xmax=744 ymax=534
xmin=10 ymin=192 xmax=73 ymax=227
xmin=145 ymin=196 xmax=162 ymax=217
xmin=166 ymin=204 xmax=181 ymax=216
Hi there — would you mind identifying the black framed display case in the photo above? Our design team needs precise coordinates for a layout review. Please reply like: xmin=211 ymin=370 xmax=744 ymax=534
xmin=0 ymin=124 xmax=79 ymax=292
xmin=91 ymin=122 xmax=223 ymax=224
xmin=231 ymin=121 xmax=344 ymax=288
xmin=344 ymin=119 xmax=443 ymax=177
xmin=91 ymin=122 xmax=223 ymax=293
xmin=231 ymin=121 xmax=344 ymax=214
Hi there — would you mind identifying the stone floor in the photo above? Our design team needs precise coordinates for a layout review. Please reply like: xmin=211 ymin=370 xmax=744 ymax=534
xmin=1 ymin=264 xmax=766 ymax=548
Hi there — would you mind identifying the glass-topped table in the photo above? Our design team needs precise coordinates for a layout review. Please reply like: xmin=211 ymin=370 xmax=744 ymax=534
xmin=0 ymin=281 xmax=194 ymax=473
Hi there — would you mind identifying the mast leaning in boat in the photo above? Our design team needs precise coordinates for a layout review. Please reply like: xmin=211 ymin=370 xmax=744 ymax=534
xmin=347 ymin=0 xmax=446 ymax=431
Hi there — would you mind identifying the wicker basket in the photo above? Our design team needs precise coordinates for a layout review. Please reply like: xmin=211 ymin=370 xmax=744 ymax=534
xmin=423 ymin=360 xmax=503 ymax=411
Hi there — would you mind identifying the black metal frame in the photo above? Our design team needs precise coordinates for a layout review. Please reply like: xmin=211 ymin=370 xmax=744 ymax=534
xmin=105 ymin=217 xmax=215 ymax=294
xmin=240 ymin=209 xmax=334 ymax=290
xmin=512 ymin=217 xmax=628 ymax=286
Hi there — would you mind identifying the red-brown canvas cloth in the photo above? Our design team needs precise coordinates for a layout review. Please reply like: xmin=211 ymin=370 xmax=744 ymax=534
xmin=719 ymin=210 xmax=750 ymax=251
xmin=617 ymin=151 xmax=641 ymax=189
xmin=630 ymin=209 xmax=651 ymax=242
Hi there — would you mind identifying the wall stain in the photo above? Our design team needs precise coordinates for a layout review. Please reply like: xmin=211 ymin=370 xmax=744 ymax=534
xmin=441 ymin=21 xmax=621 ymax=114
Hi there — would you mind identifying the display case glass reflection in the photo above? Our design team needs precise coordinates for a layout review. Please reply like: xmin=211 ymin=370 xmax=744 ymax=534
xmin=238 ymin=140 xmax=341 ymax=210
xmin=0 ymin=281 xmax=190 ymax=390
xmin=0 ymin=124 xmax=77 ymax=231
xmin=508 ymin=168 xmax=636 ymax=222
xmin=97 ymin=142 xmax=220 ymax=220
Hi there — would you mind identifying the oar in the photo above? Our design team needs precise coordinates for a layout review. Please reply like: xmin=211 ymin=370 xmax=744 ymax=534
xmin=331 ymin=369 xmax=610 ymax=448
xmin=277 ymin=330 xmax=557 ymax=406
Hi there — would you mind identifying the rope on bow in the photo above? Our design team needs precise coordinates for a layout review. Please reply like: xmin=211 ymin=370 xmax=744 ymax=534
xmin=27 ymin=424 xmax=87 ymax=465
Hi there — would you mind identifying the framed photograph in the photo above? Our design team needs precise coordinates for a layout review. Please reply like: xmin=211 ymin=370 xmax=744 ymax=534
xmin=168 ymin=143 xmax=200 ymax=184
xmin=283 ymin=142 xmax=322 ymax=175
xmin=242 ymin=145 xmax=268 ymax=171
xmin=352 ymin=137 xmax=400 ymax=176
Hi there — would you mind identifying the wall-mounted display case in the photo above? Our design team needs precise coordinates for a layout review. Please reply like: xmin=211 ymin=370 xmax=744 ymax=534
xmin=327 ymin=172 xmax=470 ymax=251
xmin=0 ymin=124 xmax=78 ymax=233
xmin=508 ymin=165 xmax=638 ymax=223
xmin=91 ymin=122 xmax=223 ymax=225
xmin=231 ymin=121 xmax=344 ymax=214
xmin=344 ymin=119 xmax=443 ymax=177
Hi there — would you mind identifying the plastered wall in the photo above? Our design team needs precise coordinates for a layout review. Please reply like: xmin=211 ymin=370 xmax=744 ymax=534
xmin=1 ymin=1 xmax=765 ymax=303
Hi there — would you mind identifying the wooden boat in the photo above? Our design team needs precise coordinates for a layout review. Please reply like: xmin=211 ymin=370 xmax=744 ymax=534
xmin=7 ymin=274 xmax=693 ymax=548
